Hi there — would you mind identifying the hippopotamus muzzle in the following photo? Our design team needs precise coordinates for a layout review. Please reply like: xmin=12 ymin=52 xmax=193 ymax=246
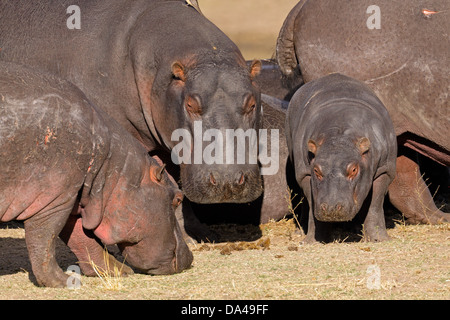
xmin=118 ymin=220 xmax=193 ymax=275
xmin=180 ymin=163 xmax=262 ymax=204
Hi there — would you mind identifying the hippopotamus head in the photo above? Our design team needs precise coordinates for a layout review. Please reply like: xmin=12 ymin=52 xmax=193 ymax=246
xmin=128 ymin=3 xmax=264 ymax=204
xmin=307 ymin=135 xmax=373 ymax=222
xmin=158 ymin=57 xmax=264 ymax=203
xmin=89 ymin=160 xmax=193 ymax=275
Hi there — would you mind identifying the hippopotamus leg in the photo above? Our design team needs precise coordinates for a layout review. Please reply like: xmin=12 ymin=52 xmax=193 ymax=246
xmin=363 ymin=174 xmax=391 ymax=242
xmin=59 ymin=214 xmax=134 ymax=277
xmin=151 ymin=152 xmax=217 ymax=243
xmin=178 ymin=199 xmax=218 ymax=243
xmin=389 ymin=151 xmax=449 ymax=224
xmin=23 ymin=201 xmax=75 ymax=288
xmin=300 ymin=176 xmax=331 ymax=243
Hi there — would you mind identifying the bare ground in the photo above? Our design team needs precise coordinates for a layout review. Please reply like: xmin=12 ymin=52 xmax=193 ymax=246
xmin=0 ymin=218 xmax=448 ymax=300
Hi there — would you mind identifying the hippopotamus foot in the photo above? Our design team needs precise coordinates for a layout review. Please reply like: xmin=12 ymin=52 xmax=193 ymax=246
xmin=362 ymin=174 xmax=391 ymax=242
xmin=24 ymin=203 xmax=74 ymax=288
xmin=59 ymin=215 xmax=134 ymax=277
xmin=302 ymin=220 xmax=331 ymax=244
xmin=389 ymin=154 xmax=449 ymax=225
xmin=176 ymin=200 xmax=218 ymax=243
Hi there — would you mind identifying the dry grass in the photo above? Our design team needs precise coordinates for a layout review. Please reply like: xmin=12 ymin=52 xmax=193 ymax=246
xmin=0 ymin=219 xmax=448 ymax=299
xmin=86 ymin=247 xmax=126 ymax=291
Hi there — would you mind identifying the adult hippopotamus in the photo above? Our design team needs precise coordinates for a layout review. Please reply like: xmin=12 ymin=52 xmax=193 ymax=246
xmin=0 ymin=0 xmax=263 ymax=240
xmin=0 ymin=62 xmax=192 ymax=287
xmin=276 ymin=0 xmax=449 ymax=224
xmin=286 ymin=74 xmax=397 ymax=242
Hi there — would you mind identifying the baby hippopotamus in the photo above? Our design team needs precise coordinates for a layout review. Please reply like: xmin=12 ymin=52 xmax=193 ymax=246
xmin=286 ymin=73 xmax=397 ymax=242
xmin=0 ymin=62 xmax=193 ymax=287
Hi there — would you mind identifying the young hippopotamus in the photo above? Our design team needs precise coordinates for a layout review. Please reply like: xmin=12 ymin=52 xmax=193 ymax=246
xmin=0 ymin=62 xmax=193 ymax=287
xmin=286 ymin=73 xmax=397 ymax=242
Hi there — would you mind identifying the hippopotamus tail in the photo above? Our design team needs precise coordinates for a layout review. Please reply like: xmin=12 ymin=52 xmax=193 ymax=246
xmin=276 ymin=0 xmax=308 ymax=76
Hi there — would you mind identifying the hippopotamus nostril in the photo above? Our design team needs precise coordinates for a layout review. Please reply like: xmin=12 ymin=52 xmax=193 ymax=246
xmin=236 ymin=171 xmax=245 ymax=186
xmin=209 ymin=172 xmax=217 ymax=186
xmin=320 ymin=203 xmax=328 ymax=213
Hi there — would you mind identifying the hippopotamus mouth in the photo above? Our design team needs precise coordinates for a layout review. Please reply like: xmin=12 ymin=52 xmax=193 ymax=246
xmin=314 ymin=202 xmax=358 ymax=222
xmin=179 ymin=164 xmax=263 ymax=203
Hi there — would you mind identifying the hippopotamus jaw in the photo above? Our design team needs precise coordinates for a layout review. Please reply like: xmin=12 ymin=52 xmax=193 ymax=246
xmin=179 ymin=163 xmax=262 ymax=203
xmin=314 ymin=202 xmax=358 ymax=222
xmin=117 ymin=224 xmax=193 ymax=275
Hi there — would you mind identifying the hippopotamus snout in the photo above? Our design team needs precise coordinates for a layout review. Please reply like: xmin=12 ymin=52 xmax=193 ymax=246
xmin=316 ymin=202 xmax=352 ymax=222
xmin=209 ymin=170 xmax=246 ymax=187
xmin=181 ymin=164 xmax=262 ymax=204
xmin=118 ymin=219 xmax=193 ymax=276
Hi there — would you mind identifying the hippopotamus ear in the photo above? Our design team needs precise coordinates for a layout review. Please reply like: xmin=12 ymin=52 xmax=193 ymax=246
xmin=357 ymin=137 xmax=371 ymax=154
xmin=80 ymin=199 xmax=104 ymax=230
xmin=150 ymin=163 xmax=166 ymax=183
xmin=307 ymin=139 xmax=319 ymax=155
xmin=249 ymin=59 xmax=262 ymax=80
xmin=171 ymin=61 xmax=186 ymax=82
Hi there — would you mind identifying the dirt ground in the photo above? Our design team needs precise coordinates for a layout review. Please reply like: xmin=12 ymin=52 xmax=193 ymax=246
xmin=0 ymin=218 xmax=449 ymax=300
xmin=0 ymin=0 xmax=448 ymax=301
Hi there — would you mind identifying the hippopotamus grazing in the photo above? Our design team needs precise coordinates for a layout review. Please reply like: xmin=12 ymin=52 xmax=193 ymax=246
xmin=277 ymin=0 xmax=449 ymax=224
xmin=0 ymin=1 xmax=263 ymax=240
xmin=0 ymin=62 xmax=192 ymax=287
xmin=286 ymin=74 xmax=397 ymax=242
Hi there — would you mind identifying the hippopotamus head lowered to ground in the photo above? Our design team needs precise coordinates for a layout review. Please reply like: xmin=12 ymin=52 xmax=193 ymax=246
xmin=0 ymin=62 xmax=192 ymax=287
xmin=286 ymin=74 xmax=397 ymax=242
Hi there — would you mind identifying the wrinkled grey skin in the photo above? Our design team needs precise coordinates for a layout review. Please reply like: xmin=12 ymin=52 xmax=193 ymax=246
xmin=0 ymin=62 xmax=192 ymax=287
xmin=286 ymin=74 xmax=397 ymax=242
xmin=0 ymin=0 xmax=263 ymax=241
xmin=277 ymin=0 xmax=449 ymax=224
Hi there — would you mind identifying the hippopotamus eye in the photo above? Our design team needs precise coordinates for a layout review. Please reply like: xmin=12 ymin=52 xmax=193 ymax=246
xmin=347 ymin=163 xmax=359 ymax=180
xmin=313 ymin=165 xmax=323 ymax=181
xmin=172 ymin=192 xmax=184 ymax=208
xmin=185 ymin=95 xmax=202 ymax=116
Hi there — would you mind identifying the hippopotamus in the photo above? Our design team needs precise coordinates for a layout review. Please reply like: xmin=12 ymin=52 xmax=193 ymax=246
xmin=0 ymin=62 xmax=192 ymax=287
xmin=248 ymin=59 xmax=303 ymax=101
xmin=0 ymin=0 xmax=263 ymax=240
xmin=276 ymin=0 xmax=449 ymax=224
xmin=286 ymin=73 xmax=397 ymax=242
xmin=190 ymin=94 xmax=291 ymax=228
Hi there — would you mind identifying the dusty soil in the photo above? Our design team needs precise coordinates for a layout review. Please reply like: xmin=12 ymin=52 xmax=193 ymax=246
xmin=0 ymin=218 xmax=448 ymax=300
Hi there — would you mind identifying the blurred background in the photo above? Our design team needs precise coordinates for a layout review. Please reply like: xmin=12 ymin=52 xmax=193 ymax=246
xmin=199 ymin=0 xmax=299 ymax=60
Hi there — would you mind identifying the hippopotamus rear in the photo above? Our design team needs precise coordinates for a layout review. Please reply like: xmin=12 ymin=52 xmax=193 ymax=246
xmin=0 ymin=62 xmax=192 ymax=287
xmin=286 ymin=73 xmax=397 ymax=242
